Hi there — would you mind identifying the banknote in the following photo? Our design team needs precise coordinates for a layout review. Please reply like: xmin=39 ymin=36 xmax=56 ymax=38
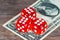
xmin=3 ymin=0 xmax=60 ymax=40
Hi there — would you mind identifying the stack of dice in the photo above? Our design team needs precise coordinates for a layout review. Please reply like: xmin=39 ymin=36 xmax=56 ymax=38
xmin=16 ymin=7 xmax=48 ymax=35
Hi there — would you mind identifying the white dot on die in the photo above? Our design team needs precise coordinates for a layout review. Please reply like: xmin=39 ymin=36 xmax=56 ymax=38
xmin=21 ymin=19 xmax=23 ymax=21
xmin=40 ymin=22 xmax=42 ymax=24
xmin=41 ymin=27 xmax=43 ymax=29
xmin=31 ymin=17 xmax=33 ymax=19
xmin=41 ymin=31 xmax=43 ymax=33
xmin=45 ymin=28 xmax=46 ymax=30
xmin=34 ymin=30 xmax=37 ymax=32
xmin=37 ymin=23 xmax=40 ymax=25
xmin=26 ymin=18 xmax=28 ymax=20
xmin=30 ymin=9 xmax=34 ymax=12
xmin=29 ymin=22 xmax=31 ymax=24
xmin=42 ymin=20 xmax=44 ymax=22
xmin=33 ymin=18 xmax=35 ymax=20
xmin=29 ymin=15 xmax=31 ymax=18
xmin=45 ymin=25 xmax=46 ymax=27
xmin=34 ymin=26 xmax=37 ymax=29
xmin=28 ymin=12 xmax=31 ymax=14
xmin=24 ymin=20 xmax=27 ymax=22
xmin=20 ymin=27 xmax=22 ymax=29
xmin=22 ymin=17 xmax=25 ymax=19
xmin=39 ymin=18 xmax=41 ymax=20
xmin=37 ymin=20 xmax=40 ymax=22
xmin=18 ymin=28 xmax=20 ymax=30
xmin=22 ymin=22 xmax=25 ymax=24
xmin=22 ymin=30 xmax=24 ymax=32
xmin=17 ymin=24 xmax=20 ymax=26
xmin=27 ymin=7 xmax=30 ymax=9
xmin=25 ymin=15 xmax=26 ymax=17
xmin=22 ymin=26 xmax=24 ymax=28
xmin=19 ymin=21 xmax=22 ymax=23
xmin=33 ymin=14 xmax=35 ymax=16
xmin=28 ymin=25 xmax=30 ymax=27
xmin=35 ymin=22 xmax=37 ymax=24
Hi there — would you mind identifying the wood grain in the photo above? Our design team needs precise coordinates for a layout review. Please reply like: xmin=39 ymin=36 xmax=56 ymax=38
xmin=0 ymin=0 xmax=60 ymax=40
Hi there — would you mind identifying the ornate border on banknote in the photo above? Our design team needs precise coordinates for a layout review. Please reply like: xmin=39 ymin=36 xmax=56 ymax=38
xmin=3 ymin=0 xmax=60 ymax=40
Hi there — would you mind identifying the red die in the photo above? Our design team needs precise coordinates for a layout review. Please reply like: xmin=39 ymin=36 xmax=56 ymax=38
xmin=31 ymin=18 xmax=48 ymax=35
xmin=16 ymin=17 xmax=31 ymax=33
xmin=21 ymin=7 xmax=36 ymax=19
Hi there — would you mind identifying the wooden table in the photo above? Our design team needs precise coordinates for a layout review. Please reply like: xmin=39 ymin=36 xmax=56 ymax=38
xmin=0 ymin=0 xmax=60 ymax=40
